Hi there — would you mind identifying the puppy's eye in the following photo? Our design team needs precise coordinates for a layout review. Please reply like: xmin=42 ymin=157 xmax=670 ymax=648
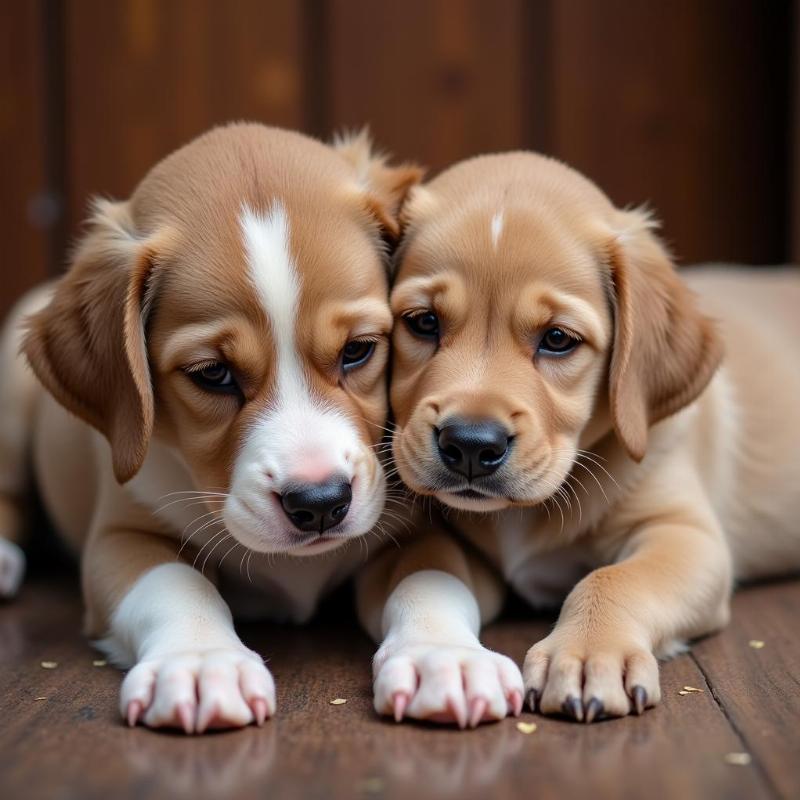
xmin=341 ymin=339 xmax=376 ymax=371
xmin=538 ymin=327 xmax=580 ymax=356
xmin=403 ymin=310 xmax=439 ymax=340
xmin=186 ymin=362 xmax=240 ymax=394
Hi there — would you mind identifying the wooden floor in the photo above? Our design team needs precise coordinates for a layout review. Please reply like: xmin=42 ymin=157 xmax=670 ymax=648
xmin=1 ymin=571 xmax=799 ymax=800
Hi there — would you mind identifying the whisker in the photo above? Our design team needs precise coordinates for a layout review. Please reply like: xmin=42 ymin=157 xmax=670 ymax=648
xmin=193 ymin=528 xmax=228 ymax=571
xmin=565 ymin=475 xmax=583 ymax=526
xmin=572 ymin=459 xmax=611 ymax=504
xmin=157 ymin=490 xmax=231 ymax=501
xmin=179 ymin=512 xmax=225 ymax=556
xmin=217 ymin=538 xmax=241 ymax=570
xmin=576 ymin=452 xmax=621 ymax=491
xmin=154 ymin=495 xmax=228 ymax=516
xmin=181 ymin=508 xmax=224 ymax=537
xmin=202 ymin=532 xmax=231 ymax=574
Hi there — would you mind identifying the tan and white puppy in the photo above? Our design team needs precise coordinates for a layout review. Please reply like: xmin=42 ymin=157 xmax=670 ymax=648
xmin=376 ymin=152 xmax=800 ymax=723
xmin=0 ymin=123 xmax=423 ymax=733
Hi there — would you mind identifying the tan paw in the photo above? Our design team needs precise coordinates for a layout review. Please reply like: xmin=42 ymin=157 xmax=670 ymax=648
xmin=120 ymin=648 xmax=275 ymax=733
xmin=373 ymin=639 xmax=524 ymax=728
xmin=523 ymin=631 xmax=660 ymax=722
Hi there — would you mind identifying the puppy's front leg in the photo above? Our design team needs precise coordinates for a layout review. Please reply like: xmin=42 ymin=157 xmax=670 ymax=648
xmin=358 ymin=532 xmax=523 ymax=728
xmin=523 ymin=508 xmax=732 ymax=722
xmin=85 ymin=528 xmax=275 ymax=733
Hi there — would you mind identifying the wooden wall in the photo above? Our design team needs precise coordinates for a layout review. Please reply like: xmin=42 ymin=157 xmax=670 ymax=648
xmin=0 ymin=0 xmax=794 ymax=320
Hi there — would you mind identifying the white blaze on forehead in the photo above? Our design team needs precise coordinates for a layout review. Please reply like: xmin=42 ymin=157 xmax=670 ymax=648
xmin=490 ymin=210 xmax=504 ymax=251
xmin=235 ymin=202 xmax=360 ymax=485
xmin=240 ymin=203 xmax=304 ymax=398
xmin=222 ymin=201 xmax=384 ymax=551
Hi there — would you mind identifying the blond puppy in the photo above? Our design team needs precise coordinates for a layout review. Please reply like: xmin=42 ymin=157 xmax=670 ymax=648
xmin=367 ymin=151 xmax=800 ymax=723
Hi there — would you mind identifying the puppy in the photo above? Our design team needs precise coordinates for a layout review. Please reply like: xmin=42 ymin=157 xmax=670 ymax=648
xmin=0 ymin=123 xmax=422 ymax=732
xmin=376 ymin=151 xmax=800 ymax=723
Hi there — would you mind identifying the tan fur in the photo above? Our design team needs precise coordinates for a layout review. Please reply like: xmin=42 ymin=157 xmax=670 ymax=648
xmin=1 ymin=124 xmax=421 ymax=692
xmin=381 ymin=151 xmax=800 ymax=721
xmin=20 ymin=129 xmax=382 ymax=616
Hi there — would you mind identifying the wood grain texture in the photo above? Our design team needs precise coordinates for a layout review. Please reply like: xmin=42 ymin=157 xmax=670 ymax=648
xmin=324 ymin=0 xmax=527 ymax=172
xmin=0 ymin=1 xmax=52 ymax=318
xmin=792 ymin=0 xmax=800 ymax=262
xmin=692 ymin=582 xmax=800 ymax=800
xmin=63 ymin=0 xmax=307 ymax=236
xmin=2 ymin=575 xmax=797 ymax=800
xmin=542 ymin=0 xmax=789 ymax=265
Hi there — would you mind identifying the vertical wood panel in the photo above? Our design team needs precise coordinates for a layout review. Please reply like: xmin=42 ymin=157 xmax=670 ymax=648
xmin=0 ymin=1 xmax=51 ymax=318
xmin=542 ymin=0 xmax=789 ymax=264
xmin=64 ymin=0 xmax=308 ymax=236
xmin=792 ymin=0 xmax=800 ymax=261
xmin=325 ymin=0 xmax=526 ymax=172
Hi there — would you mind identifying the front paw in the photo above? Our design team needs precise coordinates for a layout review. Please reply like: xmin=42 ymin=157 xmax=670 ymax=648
xmin=373 ymin=640 xmax=524 ymax=729
xmin=523 ymin=631 xmax=660 ymax=723
xmin=120 ymin=648 xmax=275 ymax=733
xmin=0 ymin=538 xmax=25 ymax=599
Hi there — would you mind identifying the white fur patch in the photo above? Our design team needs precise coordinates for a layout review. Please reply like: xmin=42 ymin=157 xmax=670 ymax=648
xmin=373 ymin=571 xmax=524 ymax=727
xmin=490 ymin=210 xmax=504 ymax=250
xmin=103 ymin=563 xmax=275 ymax=732
xmin=380 ymin=570 xmax=481 ymax=641
xmin=228 ymin=203 xmax=383 ymax=552
xmin=97 ymin=563 xmax=242 ymax=667
xmin=240 ymin=203 xmax=304 ymax=401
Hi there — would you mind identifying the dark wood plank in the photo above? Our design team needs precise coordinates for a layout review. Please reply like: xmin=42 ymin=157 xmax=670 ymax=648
xmin=0 ymin=1 xmax=51 ymax=319
xmin=325 ymin=0 xmax=526 ymax=172
xmin=541 ymin=0 xmax=789 ymax=265
xmin=692 ymin=581 xmax=800 ymax=800
xmin=2 ymin=574 xmax=788 ymax=800
xmin=792 ymin=0 xmax=800 ymax=262
xmin=64 ymin=0 xmax=307 ymax=236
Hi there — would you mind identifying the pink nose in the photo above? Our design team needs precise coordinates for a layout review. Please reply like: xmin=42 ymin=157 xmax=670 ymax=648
xmin=289 ymin=455 xmax=338 ymax=485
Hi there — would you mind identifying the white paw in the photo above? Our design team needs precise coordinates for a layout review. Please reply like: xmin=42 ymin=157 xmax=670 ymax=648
xmin=120 ymin=647 xmax=275 ymax=734
xmin=373 ymin=639 xmax=524 ymax=728
xmin=0 ymin=539 xmax=24 ymax=599
xmin=523 ymin=630 xmax=661 ymax=722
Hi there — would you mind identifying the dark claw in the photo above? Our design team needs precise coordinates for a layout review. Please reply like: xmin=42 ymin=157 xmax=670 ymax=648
xmin=561 ymin=695 xmax=584 ymax=722
xmin=585 ymin=697 xmax=604 ymax=724
xmin=632 ymin=685 xmax=647 ymax=715
xmin=526 ymin=689 xmax=540 ymax=712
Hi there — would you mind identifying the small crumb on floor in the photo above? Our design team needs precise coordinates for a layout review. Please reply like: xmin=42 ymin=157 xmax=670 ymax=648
xmin=92 ymin=659 xmax=107 ymax=667
xmin=681 ymin=686 xmax=703 ymax=693
xmin=329 ymin=698 xmax=347 ymax=705
xmin=724 ymin=752 xmax=751 ymax=766
xmin=34 ymin=697 xmax=47 ymax=701
xmin=748 ymin=640 xmax=765 ymax=649
xmin=358 ymin=777 xmax=384 ymax=794
xmin=516 ymin=721 xmax=537 ymax=734
xmin=40 ymin=661 xmax=58 ymax=669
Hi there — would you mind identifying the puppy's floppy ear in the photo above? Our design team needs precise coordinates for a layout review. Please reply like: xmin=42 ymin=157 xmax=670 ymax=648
xmin=606 ymin=208 xmax=723 ymax=462
xmin=23 ymin=199 xmax=162 ymax=483
xmin=334 ymin=128 xmax=424 ymax=239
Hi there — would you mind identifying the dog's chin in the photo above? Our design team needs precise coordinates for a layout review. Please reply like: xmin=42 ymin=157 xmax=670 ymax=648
xmin=434 ymin=491 xmax=511 ymax=512
xmin=285 ymin=535 xmax=350 ymax=556
xmin=228 ymin=527 xmax=354 ymax=557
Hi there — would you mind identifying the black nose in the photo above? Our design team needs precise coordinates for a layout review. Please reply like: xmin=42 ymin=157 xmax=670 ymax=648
xmin=437 ymin=419 xmax=511 ymax=479
xmin=279 ymin=479 xmax=352 ymax=533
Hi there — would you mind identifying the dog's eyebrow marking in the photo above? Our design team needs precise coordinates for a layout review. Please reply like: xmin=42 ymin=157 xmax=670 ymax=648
xmin=240 ymin=202 xmax=305 ymax=399
xmin=491 ymin=210 xmax=504 ymax=251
